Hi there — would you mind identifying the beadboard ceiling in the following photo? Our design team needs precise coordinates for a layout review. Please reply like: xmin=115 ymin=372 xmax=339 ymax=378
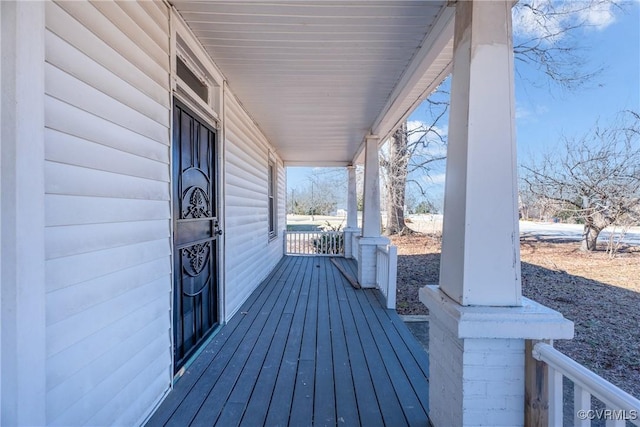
xmin=171 ymin=1 xmax=454 ymax=165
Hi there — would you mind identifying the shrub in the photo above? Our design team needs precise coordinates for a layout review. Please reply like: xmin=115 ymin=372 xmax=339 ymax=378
xmin=312 ymin=221 xmax=345 ymax=255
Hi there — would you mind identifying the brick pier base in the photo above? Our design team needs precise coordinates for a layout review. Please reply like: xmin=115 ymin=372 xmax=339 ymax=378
xmin=420 ymin=285 xmax=573 ymax=427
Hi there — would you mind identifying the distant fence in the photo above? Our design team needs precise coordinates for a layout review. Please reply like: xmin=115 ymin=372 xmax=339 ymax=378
xmin=284 ymin=231 xmax=344 ymax=256
xmin=376 ymin=244 xmax=397 ymax=309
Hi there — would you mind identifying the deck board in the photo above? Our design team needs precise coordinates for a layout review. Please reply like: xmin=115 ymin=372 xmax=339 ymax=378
xmin=327 ymin=260 xmax=360 ymax=426
xmin=345 ymin=281 xmax=408 ymax=427
xmin=313 ymin=260 xmax=335 ymax=426
xmin=333 ymin=260 xmax=384 ymax=427
xmin=262 ymin=257 xmax=313 ymax=427
xmin=147 ymin=256 xmax=430 ymax=427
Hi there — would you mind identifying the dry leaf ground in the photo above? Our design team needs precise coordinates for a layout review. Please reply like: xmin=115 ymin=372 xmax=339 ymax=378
xmin=392 ymin=234 xmax=640 ymax=399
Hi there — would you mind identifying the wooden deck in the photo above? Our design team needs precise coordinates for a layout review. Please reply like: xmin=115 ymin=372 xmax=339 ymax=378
xmin=147 ymin=256 xmax=430 ymax=426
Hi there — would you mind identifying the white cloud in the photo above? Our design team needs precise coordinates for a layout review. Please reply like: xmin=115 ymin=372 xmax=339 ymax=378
xmin=512 ymin=0 xmax=616 ymax=42
xmin=426 ymin=173 xmax=446 ymax=185
xmin=516 ymin=103 xmax=549 ymax=122
xmin=513 ymin=0 xmax=563 ymax=41
xmin=516 ymin=105 xmax=532 ymax=120
xmin=579 ymin=3 xmax=616 ymax=29
xmin=406 ymin=120 xmax=448 ymax=146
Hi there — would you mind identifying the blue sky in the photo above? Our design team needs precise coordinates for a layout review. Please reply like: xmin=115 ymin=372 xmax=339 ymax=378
xmin=287 ymin=1 xmax=640 ymax=210
xmin=514 ymin=0 xmax=640 ymax=156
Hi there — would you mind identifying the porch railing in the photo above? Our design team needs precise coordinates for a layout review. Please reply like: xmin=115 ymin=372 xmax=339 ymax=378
xmin=284 ymin=231 xmax=344 ymax=256
xmin=351 ymin=233 xmax=360 ymax=262
xmin=531 ymin=342 xmax=640 ymax=426
xmin=376 ymin=244 xmax=397 ymax=309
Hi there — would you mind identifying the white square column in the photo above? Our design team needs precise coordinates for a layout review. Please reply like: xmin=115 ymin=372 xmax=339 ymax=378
xmin=358 ymin=135 xmax=386 ymax=287
xmin=439 ymin=0 xmax=521 ymax=307
xmin=343 ymin=165 xmax=359 ymax=259
xmin=421 ymin=2 xmax=574 ymax=426
xmin=361 ymin=136 xmax=380 ymax=239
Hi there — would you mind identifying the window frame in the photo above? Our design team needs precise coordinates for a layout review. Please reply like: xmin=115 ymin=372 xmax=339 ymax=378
xmin=268 ymin=159 xmax=277 ymax=240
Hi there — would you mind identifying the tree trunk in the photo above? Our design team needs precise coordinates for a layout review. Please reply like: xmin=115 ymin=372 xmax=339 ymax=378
xmin=580 ymin=224 xmax=601 ymax=251
xmin=386 ymin=190 xmax=406 ymax=234
xmin=384 ymin=123 xmax=411 ymax=235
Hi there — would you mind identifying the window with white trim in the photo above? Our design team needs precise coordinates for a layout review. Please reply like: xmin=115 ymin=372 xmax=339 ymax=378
xmin=268 ymin=160 xmax=277 ymax=239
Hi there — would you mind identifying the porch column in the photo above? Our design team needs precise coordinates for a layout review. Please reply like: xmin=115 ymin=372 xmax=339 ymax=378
xmin=361 ymin=135 xmax=380 ymax=238
xmin=419 ymin=2 xmax=573 ymax=426
xmin=1 ymin=1 xmax=47 ymax=426
xmin=358 ymin=135 xmax=388 ymax=287
xmin=343 ymin=165 xmax=359 ymax=258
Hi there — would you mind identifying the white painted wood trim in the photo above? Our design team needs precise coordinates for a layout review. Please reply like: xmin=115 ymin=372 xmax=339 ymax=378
xmin=169 ymin=6 xmax=224 ymax=88
xmin=218 ymin=80 xmax=227 ymax=323
xmin=0 ymin=4 xmax=6 ymax=424
xmin=170 ymin=2 xmax=225 ymax=119
xmin=285 ymin=160 xmax=351 ymax=167
xmin=0 ymin=3 xmax=3 ymax=422
xmin=167 ymin=2 xmax=177 ymax=380
xmin=174 ymin=77 xmax=220 ymax=126
xmin=0 ymin=2 xmax=46 ymax=425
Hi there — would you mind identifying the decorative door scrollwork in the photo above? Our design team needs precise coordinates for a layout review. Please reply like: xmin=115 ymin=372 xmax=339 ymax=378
xmin=182 ymin=186 xmax=211 ymax=219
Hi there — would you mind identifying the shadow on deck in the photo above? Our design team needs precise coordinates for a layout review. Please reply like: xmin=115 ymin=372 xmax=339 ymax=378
xmin=147 ymin=256 xmax=430 ymax=426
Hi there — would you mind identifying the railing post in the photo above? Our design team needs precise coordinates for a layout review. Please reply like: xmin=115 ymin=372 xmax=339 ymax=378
xmin=387 ymin=245 xmax=397 ymax=309
xmin=525 ymin=339 xmax=549 ymax=427
xmin=548 ymin=365 xmax=564 ymax=426
xmin=574 ymin=384 xmax=591 ymax=427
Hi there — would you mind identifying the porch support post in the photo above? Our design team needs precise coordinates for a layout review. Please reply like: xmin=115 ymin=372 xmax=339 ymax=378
xmin=361 ymin=135 xmax=380 ymax=238
xmin=419 ymin=2 xmax=573 ymax=426
xmin=358 ymin=136 xmax=387 ymax=287
xmin=346 ymin=166 xmax=358 ymax=230
xmin=439 ymin=0 xmax=521 ymax=306
xmin=0 ymin=1 xmax=47 ymax=426
xmin=343 ymin=165 xmax=359 ymax=259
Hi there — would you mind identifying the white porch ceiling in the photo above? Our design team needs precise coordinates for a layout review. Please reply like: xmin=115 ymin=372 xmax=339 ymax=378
xmin=171 ymin=1 xmax=454 ymax=166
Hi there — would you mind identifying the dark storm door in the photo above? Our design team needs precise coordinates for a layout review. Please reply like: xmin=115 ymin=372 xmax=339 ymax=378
xmin=173 ymin=100 xmax=220 ymax=372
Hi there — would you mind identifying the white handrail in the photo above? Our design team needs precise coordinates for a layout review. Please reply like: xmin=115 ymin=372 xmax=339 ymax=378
xmin=532 ymin=342 xmax=640 ymax=426
xmin=283 ymin=230 xmax=344 ymax=256
xmin=376 ymin=244 xmax=397 ymax=309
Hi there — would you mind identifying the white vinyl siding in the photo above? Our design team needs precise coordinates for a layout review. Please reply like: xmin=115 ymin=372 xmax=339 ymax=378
xmin=224 ymin=93 xmax=285 ymax=320
xmin=44 ymin=2 xmax=171 ymax=426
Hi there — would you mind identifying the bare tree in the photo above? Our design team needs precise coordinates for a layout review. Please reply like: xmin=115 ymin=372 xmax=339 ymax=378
xmin=512 ymin=0 xmax=619 ymax=90
xmin=380 ymin=97 xmax=447 ymax=235
xmin=521 ymin=112 xmax=640 ymax=251
xmin=381 ymin=123 xmax=410 ymax=235
xmin=380 ymin=0 xmax=623 ymax=235
xmin=289 ymin=169 xmax=346 ymax=217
